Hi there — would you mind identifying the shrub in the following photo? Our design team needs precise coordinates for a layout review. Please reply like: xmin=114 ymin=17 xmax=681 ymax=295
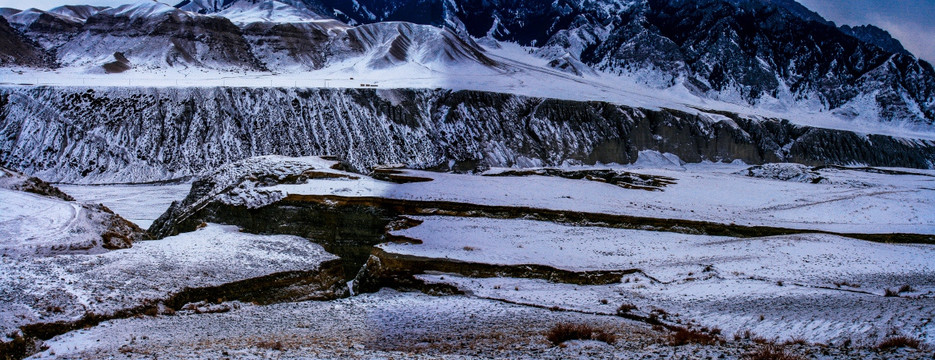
xmin=668 ymin=326 xmax=720 ymax=346
xmin=898 ymin=285 xmax=915 ymax=293
xmin=744 ymin=345 xmax=805 ymax=360
xmin=782 ymin=337 xmax=808 ymax=346
xmin=616 ymin=303 xmax=637 ymax=315
xmin=877 ymin=335 xmax=923 ymax=350
xmin=884 ymin=288 xmax=899 ymax=297
xmin=256 ymin=340 xmax=285 ymax=351
xmin=593 ymin=330 xmax=617 ymax=345
xmin=545 ymin=323 xmax=616 ymax=345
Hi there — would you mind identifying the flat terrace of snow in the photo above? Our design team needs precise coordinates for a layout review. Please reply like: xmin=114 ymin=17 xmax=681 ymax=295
xmin=0 ymin=223 xmax=337 ymax=340
xmin=58 ymin=183 xmax=191 ymax=229
xmin=391 ymin=216 xmax=935 ymax=344
xmin=268 ymin=163 xmax=935 ymax=235
xmin=385 ymin=216 xmax=935 ymax=288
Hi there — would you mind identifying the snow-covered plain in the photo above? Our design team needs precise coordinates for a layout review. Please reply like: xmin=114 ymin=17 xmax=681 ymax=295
xmin=1 ymin=223 xmax=339 ymax=344
xmin=382 ymin=215 xmax=935 ymax=344
xmin=58 ymin=183 xmax=191 ymax=229
xmin=263 ymin=158 xmax=935 ymax=235
xmin=5 ymin=154 xmax=934 ymax=357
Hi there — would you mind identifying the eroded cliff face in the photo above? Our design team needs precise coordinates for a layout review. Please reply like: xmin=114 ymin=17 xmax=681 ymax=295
xmin=1 ymin=86 xmax=933 ymax=183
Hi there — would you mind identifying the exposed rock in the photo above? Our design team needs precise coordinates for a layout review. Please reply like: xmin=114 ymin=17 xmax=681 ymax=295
xmin=2 ymin=87 xmax=934 ymax=185
xmin=484 ymin=168 xmax=677 ymax=191
xmin=102 ymin=51 xmax=130 ymax=73
xmin=738 ymin=163 xmax=826 ymax=184
xmin=0 ymin=16 xmax=55 ymax=68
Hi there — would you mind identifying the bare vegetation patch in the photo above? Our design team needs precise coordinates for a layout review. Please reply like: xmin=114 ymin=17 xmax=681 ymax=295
xmin=616 ymin=303 xmax=637 ymax=315
xmin=743 ymin=345 xmax=805 ymax=360
xmin=877 ymin=335 xmax=924 ymax=350
xmin=667 ymin=326 xmax=721 ymax=346
xmin=255 ymin=340 xmax=286 ymax=351
xmin=545 ymin=322 xmax=616 ymax=345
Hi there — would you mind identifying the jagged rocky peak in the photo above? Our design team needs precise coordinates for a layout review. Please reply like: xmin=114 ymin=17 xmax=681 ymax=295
xmin=840 ymin=24 xmax=910 ymax=56
xmin=215 ymin=0 xmax=328 ymax=24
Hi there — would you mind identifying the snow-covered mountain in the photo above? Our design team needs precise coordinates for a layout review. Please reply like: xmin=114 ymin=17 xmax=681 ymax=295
xmin=1 ymin=0 xmax=935 ymax=182
xmin=1 ymin=0 xmax=930 ymax=131
xmin=277 ymin=0 xmax=935 ymax=128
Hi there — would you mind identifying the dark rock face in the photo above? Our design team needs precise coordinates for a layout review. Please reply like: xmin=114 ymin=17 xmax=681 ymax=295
xmin=1 ymin=87 xmax=933 ymax=184
xmin=0 ymin=17 xmax=55 ymax=68
xmin=840 ymin=24 xmax=910 ymax=56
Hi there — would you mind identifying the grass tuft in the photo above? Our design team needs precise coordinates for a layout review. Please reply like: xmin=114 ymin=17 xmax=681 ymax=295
xmin=545 ymin=323 xmax=616 ymax=346
xmin=668 ymin=326 xmax=720 ymax=346
xmin=877 ymin=335 xmax=923 ymax=350
xmin=744 ymin=345 xmax=805 ymax=360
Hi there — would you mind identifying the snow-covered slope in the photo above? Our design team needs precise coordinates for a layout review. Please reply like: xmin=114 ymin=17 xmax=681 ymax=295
xmin=264 ymin=0 xmax=935 ymax=129
xmin=1 ymin=0 xmax=932 ymax=134
xmin=216 ymin=0 xmax=325 ymax=24
xmin=38 ymin=1 xmax=265 ymax=71
xmin=0 ymin=167 xmax=147 ymax=256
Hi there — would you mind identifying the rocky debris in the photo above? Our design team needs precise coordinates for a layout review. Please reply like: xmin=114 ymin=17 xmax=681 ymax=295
xmin=3 ymin=87 xmax=935 ymax=185
xmin=149 ymin=155 xmax=347 ymax=238
xmin=101 ymin=51 xmax=130 ymax=73
xmin=0 ymin=167 xmax=74 ymax=201
xmin=738 ymin=163 xmax=826 ymax=184
xmin=0 ymin=223 xmax=346 ymax=359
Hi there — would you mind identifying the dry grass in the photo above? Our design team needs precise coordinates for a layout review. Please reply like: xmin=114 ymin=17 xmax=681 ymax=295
xmin=616 ymin=303 xmax=637 ymax=315
xmin=782 ymin=337 xmax=808 ymax=346
xmin=877 ymin=335 xmax=923 ymax=350
xmin=667 ymin=326 xmax=721 ymax=346
xmin=744 ymin=345 xmax=805 ymax=360
xmin=545 ymin=323 xmax=616 ymax=346
xmin=255 ymin=340 xmax=285 ymax=351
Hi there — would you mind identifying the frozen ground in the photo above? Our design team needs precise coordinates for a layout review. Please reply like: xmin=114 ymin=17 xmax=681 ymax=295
xmin=382 ymin=215 xmax=935 ymax=344
xmin=4 ymin=156 xmax=934 ymax=358
xmin=26 ymin=289 xmax=913 ymax=360
xmin=263 ymin=158 xmax=935 ymax=235
xmin=0 ymin=223 xmax=339 ymax=345
xmin=57 ymin=183 xmax=191 ymax=229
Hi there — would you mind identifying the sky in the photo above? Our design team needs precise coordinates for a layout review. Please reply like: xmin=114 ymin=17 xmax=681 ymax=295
xmin=1 ymin=0 xmax=933 ymax=63
xmin=797 ymin=0 xmax=935 ymax=64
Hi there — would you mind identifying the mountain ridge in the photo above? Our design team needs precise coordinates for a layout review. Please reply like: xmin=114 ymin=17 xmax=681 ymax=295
xmin=0 ymin=0 xmax=932 ymax=132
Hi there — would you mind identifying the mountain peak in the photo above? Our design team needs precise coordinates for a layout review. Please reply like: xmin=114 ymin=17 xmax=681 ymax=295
xmin=840 ymin=24 xmax=910 ymax=56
